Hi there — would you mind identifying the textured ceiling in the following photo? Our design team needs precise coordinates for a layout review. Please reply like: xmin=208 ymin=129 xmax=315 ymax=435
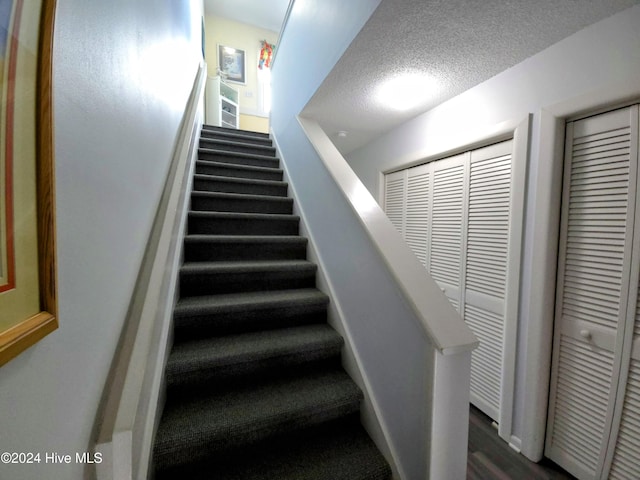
xmin=303 ymin=0 xmax=640 ymax=155
xmin=203 ymin=0 xmax=290 ymax=33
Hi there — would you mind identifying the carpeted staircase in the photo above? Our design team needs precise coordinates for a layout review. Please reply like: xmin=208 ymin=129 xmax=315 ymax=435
xmin=152 ymin=125 xmax=393 ymax=480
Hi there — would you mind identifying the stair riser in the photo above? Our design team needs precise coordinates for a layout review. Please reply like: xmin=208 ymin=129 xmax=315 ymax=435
xmin=180 ymin=268 xmax=317 ymax=296
xmin=199 ymin=150 xmax=280 ymax=169
xmin=201 ymin=130 xmax=273 ymax=147
xmin=191 ymin=195 xmax=293 ymax=214
xmin=194 ymin=177 xmax=288 ymax=197
xmin=184 ymin=241 xmax=307 ymax=262
xmin=173 ymin=303 xmax=329 ymax=340
xmin=196 ymin=163 xmax=283 ymax=182
xmin=200 ymin=138 xmax=276 ymax=157
xmin=189 ymin=216 xmax=299 ymax=236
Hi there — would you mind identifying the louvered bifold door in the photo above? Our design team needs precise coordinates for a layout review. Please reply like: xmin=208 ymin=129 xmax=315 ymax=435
xmin=384 ymin=170 xmax=406 ymax=236
xmin=607 ymin=287 xmax=640 ymax=480
xmin=463 ymin=140 xmax=513 ymax=421
xmin=605 ymin=104 xmax=640 ymax=480
xmin=545 ymin=105 xmax=639 ymax=480
xmin=429 ymin=153 xmax=468 ymax=312
xmin=405 ymin=164 xmax=431 ymax=267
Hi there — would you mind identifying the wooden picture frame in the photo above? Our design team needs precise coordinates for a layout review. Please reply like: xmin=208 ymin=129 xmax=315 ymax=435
xmin=218 ymin=44 xmax=246 ymax=84
xmin=0 ymin=0 xmax=57 ymax=367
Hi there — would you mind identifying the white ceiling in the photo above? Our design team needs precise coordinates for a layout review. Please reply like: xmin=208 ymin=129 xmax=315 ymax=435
xmin=203 ymin=0 xmax=639 ymax=155
xmin=303 ymin=0 xmax=640 ymax=154
xmin=203 ymin=0 xmax=291 ymax=33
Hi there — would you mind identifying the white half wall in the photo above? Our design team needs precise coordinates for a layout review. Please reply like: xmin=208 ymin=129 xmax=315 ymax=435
xmin=347 ymin=3 xmax=640 ymax=461
xmin=0 ymin=2 xmax=204 ymax=479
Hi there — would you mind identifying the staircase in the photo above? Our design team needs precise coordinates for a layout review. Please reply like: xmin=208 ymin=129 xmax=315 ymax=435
xmin=152 ymin=126 xmax=392 ymax=479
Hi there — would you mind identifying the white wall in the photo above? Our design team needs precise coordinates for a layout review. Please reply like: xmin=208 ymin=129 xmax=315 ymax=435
xmin=347 ymin=4 xmax=640 ymax=460
xmin=0 ymin=1 xmax=203 ymax=479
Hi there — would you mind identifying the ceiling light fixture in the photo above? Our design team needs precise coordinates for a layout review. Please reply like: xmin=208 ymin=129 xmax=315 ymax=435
xmin=375 ymin=73 xmax=439 ymax=111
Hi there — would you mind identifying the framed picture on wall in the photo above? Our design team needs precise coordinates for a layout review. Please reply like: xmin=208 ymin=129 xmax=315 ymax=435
xmin=0 ymin=0 xmax=58 ymax=366
xmin=218 ymin=44 xmax=246 ymax=84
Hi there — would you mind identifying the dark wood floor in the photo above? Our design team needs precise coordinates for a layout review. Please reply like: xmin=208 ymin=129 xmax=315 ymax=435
xmin=467 ymin=406 xmax=576 ymax=480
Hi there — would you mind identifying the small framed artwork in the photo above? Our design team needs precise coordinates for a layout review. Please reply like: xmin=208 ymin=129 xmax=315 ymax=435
xmin=218 ymin=44 xmax=246 ymax=84
xmin=0 ymin=0 xmax=58 ymax=366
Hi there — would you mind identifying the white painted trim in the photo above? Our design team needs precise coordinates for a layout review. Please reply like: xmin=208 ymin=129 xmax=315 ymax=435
xmin=379 ymin=116 xmax=522 ymax=178
xmin=509 ymin=435 xmax=522 ymax=453
xmin=498 ymin=115 xmax=530 ymax=444
xmin=428 ymin=350 xmax=472 ymax=480
xmin=298 ymin=116 xmax=478 ymax=355
xmin=95 ymin=62 xmax=207 ymax=480
xmin=519 ymin=77 xmax=640 ymax=462
xmin=270 ymin=130 xmax=404 ymax=480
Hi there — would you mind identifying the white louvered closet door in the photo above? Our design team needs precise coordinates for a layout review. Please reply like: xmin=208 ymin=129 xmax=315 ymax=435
xmin=464 ymin=141 xmax=512 ymax=421
xmin=545 ymin=105 xmax=640 ymax=480
xmin=382 ymin=139 xmax=521 ymax=427
xmin=607 ymin=286 xmax=640 ymax=480
xmin=384 ymin=170 xmax=406 ymax=236
xmin=405 ymin=164 xmax=431 ymax=267
xmin=429 ymin=153 xmax=468 ymax=312
xmin=606 ymin=107 xmax=640 ymax=480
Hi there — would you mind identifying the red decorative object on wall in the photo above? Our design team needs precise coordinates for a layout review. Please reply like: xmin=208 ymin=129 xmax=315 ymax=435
xmin=259 ymin=40 xmax=274 ymax=70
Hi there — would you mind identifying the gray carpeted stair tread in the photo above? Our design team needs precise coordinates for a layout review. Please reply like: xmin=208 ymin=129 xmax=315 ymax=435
xmin=195 ymin=159 xmax=283 ymax=181
xmin=191 ymin=191 xmax=290 ymax=202
xmin=184 ymin=234 xmax=306 ymax=245
xmin=181 ymin=259 xmax=316 ymax=275
xmin=202 ymin=124 xmax=271 ymax=139
xmin=200 ymin=137 xmax=276 ymax=154
xmin=198 ymin=148 xmax=280 ymax=168
xmin=188 ymin=210 xmax=299 ymax=221
xmin=200 ymin=129 xmax=273 ymax=146
xmin=165 ymin=324 xmax=343 ymax=387
xmin=193 ymin=173 xmax=288 ymax=197
xmin=196 ymin=159 xmax=280 ymax=173
xmin=200 ymin=138 xmax=276 ymax=158
xmin=154 ymin=369 xmax=363 ymax=470
xmin=172 ymin=288 xmax=330 ymax=337
xmin=193 ymin=173 xmax=287 ymax=189
xmin=188 ymin=211 xmax=299 ymax=236
xmin=173 ymin=288 xmax=329 ymax=318
xmin=190 ymin=191 xmax=293 ymax=214
xmin=156 ymin=417 xmax=392 ymax=480
xmin=179 ymin=260 xmax=317 ymax=296
xmin=184 ymin=235 xmax=307 ymax=261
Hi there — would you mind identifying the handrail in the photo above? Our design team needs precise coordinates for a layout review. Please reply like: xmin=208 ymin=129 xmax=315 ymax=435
xmin=94 ymin=62 xmax=207 ymax=480
xmin=297 ymin=116 xmax=478 ymax=355
xmin=269 ymin=0 xmax=295 ymax=70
